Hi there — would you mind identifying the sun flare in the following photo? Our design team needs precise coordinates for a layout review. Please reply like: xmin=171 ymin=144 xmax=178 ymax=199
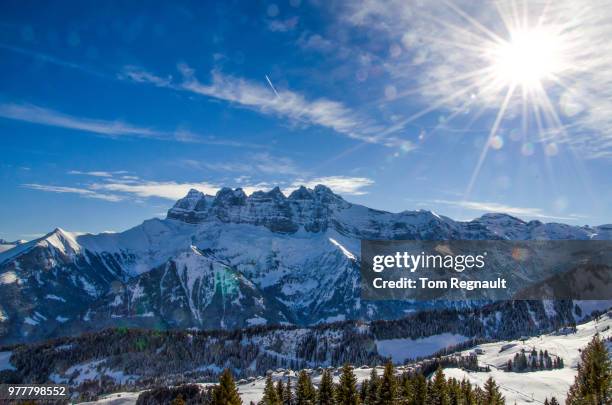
xmin=491 ymin=27 xmax=565 ymax=89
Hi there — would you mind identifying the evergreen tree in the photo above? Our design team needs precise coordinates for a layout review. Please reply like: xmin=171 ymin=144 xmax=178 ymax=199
xmin=472 ymin=386 xmax=484 ymax=404
xmin=261 ymin=374 xmax=281 ymax=405
xmin=460 ymin=378 xmax=476 ymax=405
xmin=549 ymin=397 xmax=559 ymax=405
xmin=284 ymin=377 xmax=294 ymax=405
xmin=336 ymin=364 xmax=360 ymax=405
xmin=213 ymin=369 xmax=243 ymax=405
xmin=427 ymin=368 xmax=449 ymax=405
xmin=359 ymin=379 xmax=369 ymax=403
xmin=566 ymin=334 xmax=611 ymax=404
xmin=277 ymin=380 xmax=286 ymax=405
xmin=413 ymin=374 xmax=428 ymax=405
xmin=296 ymin=370 xmax=316 ymax=405
xmin=317 ymin=370 xmax=335 ymax=405
xmin=482 ymin=377 xmax=504 ymax=405
xmin=366 ymin=368 xmax=380 ymax=405
xmin=447 ymin=378 xmax=462 ymax=405
xmin=377 ymin=361 xmax=398 ymax=405
xmin=398 ymin=373 xmax=413 ymax=405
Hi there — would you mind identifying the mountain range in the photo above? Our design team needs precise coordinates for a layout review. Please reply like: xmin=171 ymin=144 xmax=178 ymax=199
xmin=1 ymin=184 xmax=611 ymax=344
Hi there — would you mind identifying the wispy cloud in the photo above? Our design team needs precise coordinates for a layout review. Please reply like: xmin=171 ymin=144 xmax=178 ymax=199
xmin=22 ymin=169 xmax=374 ymax=201
xmin=428 ymin=199 xmax=585 ymax=221
xmin=90 ymin=180 xmax=219 ymax=200
xmin=178 ymin=66 xmax=396 ymax=145
xmin=0 ymin=102 xmax=259 ymax=147
xmin=118 ymin=65 xmax=173 ymax=87
xmin=68 ymin=170 xmax=126 ymax=178
xmin=0 ymin=43 xmax=105 ymax=77
xmin=289 ymin=176 xmax=374 ymax=195
xmin=184 ymin=152 xmax=301 ymax=176
xmin=0 ymin=103 xmax=163 ymax=138
xmin=22 ymin=184 xmax=123 ymax=202
xmin=121 ymin=65 xmax=412 ymax=148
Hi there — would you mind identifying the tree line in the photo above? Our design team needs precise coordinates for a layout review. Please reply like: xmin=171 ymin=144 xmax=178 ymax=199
xmin=141 ymin=334 xmax=610 ymax=405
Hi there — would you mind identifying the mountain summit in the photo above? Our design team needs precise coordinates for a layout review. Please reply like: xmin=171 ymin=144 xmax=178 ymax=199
xmin=0 ymin=185 xmax=610 ymax=344
xmin=167 ymin=184 xmax=347 ymax=233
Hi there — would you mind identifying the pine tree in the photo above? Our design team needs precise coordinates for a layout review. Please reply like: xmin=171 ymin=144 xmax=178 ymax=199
xmin=398 ymin=373 xmax=413 ymax=404
xmin=482 ymin=377 xmax=504 ymax=405
xmin=427 ymin=368 xmax=449 ymax=405
xmin=377 ymin=361 xmax=398 ymax=405
xmin=284 ymin=377 xmax=294 ymax=405
xmin=317 ymin=370 xmax=335 ymax=405
xmin=296 ymin=370 xmax=316 ymax=405
xmin=448 ymin=378 xmax=463 ymax=405
xmin=261 ymin=374 xmax=281 ymax=405
xmin=277 ymin=380 xmax=286 ymax=405
xmin=366 ymin=368 xmax=380 ymax=405
xmin=336 ymin=364 xmax=360 ymax=405
xmin=213 ymin=369 xmax=243 ymax=405
xmin=472 ymin=386 xmax=484 ymax=404
xmin=566 ymin=334 xmax=611 ymax=404
xmin=359 ymin=379 xmax=369 ymax=403
xmin=413 ymin=373 xmax=428 ymax=405
xmin=549 ymin=397 xmax=559 ymax=405
xmin=460 ymin=377 xmax=476 ymax=405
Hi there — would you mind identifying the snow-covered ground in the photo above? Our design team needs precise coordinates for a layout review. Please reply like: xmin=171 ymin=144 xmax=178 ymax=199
xmin=82 ymin=392 xmax=141 ymax=405
xmin=445 ymin=312 xmax=612 ymax=404
xmin=50 ymin=358 xmax=139 ymax=386
xmin=85 ymin=311 xmax=612 ymax=405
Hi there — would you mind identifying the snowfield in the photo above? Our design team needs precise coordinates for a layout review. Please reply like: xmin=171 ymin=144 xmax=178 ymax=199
xmin=445 ymin=311 xmax=612 ymax=403
xmin=86 ymin=311 xmax=612 ymax=405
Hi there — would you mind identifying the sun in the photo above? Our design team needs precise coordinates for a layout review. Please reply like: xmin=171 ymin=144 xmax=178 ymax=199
xmin=490 ymin=27 xmax=565 ymax=90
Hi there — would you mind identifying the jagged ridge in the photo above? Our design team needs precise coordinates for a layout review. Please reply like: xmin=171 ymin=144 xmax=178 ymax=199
xmin=0 ymin=184 xmax=611 ymax=344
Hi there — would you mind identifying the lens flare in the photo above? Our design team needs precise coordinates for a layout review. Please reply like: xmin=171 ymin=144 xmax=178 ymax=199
xmin=491 ymin=27 xmax=565 ymax=90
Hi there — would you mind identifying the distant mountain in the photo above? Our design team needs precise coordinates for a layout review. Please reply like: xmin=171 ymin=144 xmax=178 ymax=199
xmin=0 ymin=239 xmax=25 ymax=254
xmin=0 ymin=185 xmax=611 ymax=344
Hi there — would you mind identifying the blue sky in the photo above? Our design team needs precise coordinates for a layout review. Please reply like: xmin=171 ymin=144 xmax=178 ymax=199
xmin=1 ymin=0 xmax=611 ymax=240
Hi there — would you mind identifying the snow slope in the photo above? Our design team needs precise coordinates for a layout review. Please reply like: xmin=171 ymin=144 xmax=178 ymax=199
xmin=445 ymin=311 xmax=612 ymax=403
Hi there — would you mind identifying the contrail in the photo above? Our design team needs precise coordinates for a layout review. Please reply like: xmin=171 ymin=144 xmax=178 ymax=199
xmin=265 ymin=74 xmax=280 ymax=97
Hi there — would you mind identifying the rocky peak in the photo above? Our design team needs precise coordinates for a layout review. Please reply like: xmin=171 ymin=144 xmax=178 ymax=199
xmin=214 ymin=187 xmax=247 ymax=206
xmin=166 ymin=185 xmax=348 ymax=232
xmin=288 ymin=186 xmax=314 ymax=200
xmin=172 ymin=188 xmax=205 ymax=211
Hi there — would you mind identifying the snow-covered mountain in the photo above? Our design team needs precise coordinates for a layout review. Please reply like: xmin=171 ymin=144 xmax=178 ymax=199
xmin=0 ymin=185 xmax=611 ymax=344
xmin=0 ymin=239 xmax=25 ymax=254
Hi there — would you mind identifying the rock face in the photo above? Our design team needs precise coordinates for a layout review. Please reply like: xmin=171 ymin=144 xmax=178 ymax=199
xmin=0 ymin=185 xmax=610 ymax=344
